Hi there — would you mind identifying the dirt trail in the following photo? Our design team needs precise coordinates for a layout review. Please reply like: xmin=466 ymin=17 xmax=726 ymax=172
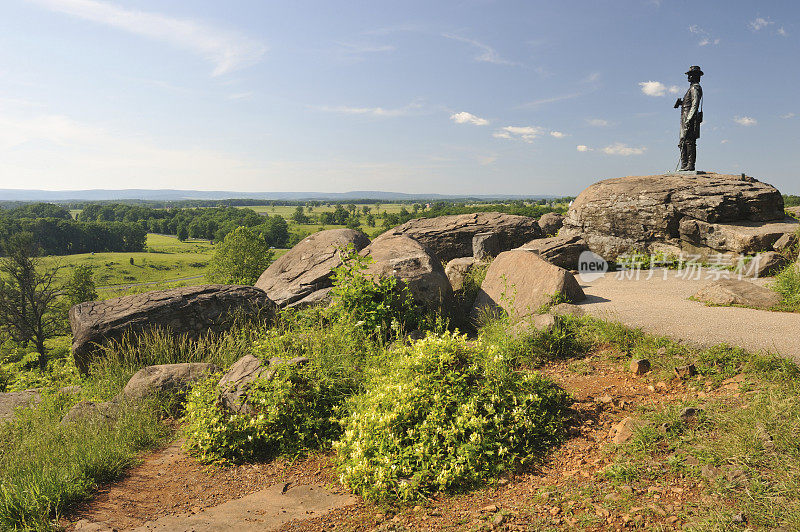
xmin=578 ymin=269 xmax=800 ymax=362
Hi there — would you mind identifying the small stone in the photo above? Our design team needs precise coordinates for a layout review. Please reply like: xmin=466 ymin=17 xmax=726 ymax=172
xmin=701 ymin=464 xmax=723 ymax=479
xmin=481 ymin=505 xmax=499 ymax=513
xmin=732 ymin=512 xmax=747 ymax=524
xmin=666 ymin=516 xmax=679 ymax=524
xmin=679 ymin=407 xmax=701 ymax=420
xmin=549 ymin=506 xmax=561 ymax=516
xmin=674 ymin=364 xmax=697 ymax=379
xmin=610 ymin=417 xmax=642 ymax=444
xmin=491 ymin=513 xmax=506 ymax=526
xmin=630 ymin=359 xmax=651 ymax=375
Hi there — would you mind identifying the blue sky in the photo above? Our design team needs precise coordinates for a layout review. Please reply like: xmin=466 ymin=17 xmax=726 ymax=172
xmin=0 ymin=0 xmax=797 ymax=195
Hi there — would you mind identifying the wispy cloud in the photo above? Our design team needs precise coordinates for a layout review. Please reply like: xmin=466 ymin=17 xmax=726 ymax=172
xmin=227 ymin=92 xmax=254 ymax=101
xmin=493 ymin=126 xmax=544 ymax=143
xmin=602 ymin=143 xmax=646 ymax=156
xmin=639 ymin=81 xmax=681 ymax=97
xmin=28 ymin=0 xmax=267 ymax=76
xmin=450 ymin=111 xmax=489 ymax=126
xmin=778 ymin=26 xmax=788 ymax=36
xmin=442 ymin=33 xmax=518 ymax=66
xmin=781 ymin=112 xmax=796 ymax=119
xmin=333 ymin=41 xmax=396 ymax=61
xmin=576 ymin=145 xmax=592 ymax=152
xmin=587 ymin=118 xmax=610 ymax=127
xmin=478 ymin=155 xmax=497 ymax=165
xmin=314 ymin=101 xmax=422 ymax=118
xmin=734 ymin=116 xmax=757 ymax=126
xmin=549 ymin=131 xmax=567 ymax=138
xmin=519 ymin=91 xmax=586 ymax=108
xmin=688 ymin=25 xmax=720 ymax=46
xmin=749 ymin=17 xmax=773 ymax=31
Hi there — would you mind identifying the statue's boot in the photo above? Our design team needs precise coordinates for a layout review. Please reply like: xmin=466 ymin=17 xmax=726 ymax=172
xmin=686 ymin=142 xmax=696 ymax=171
xmin=679 ymin=142 xmax=690 ymax=171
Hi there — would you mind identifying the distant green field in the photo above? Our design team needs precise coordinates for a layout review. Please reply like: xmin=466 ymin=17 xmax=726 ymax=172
xmin=247 ymin=203 xmax=407 ymax=217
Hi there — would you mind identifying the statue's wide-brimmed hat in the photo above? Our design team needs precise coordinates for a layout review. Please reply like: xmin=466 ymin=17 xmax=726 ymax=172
xmin=686 ymin=65 xmax=704 ymax=76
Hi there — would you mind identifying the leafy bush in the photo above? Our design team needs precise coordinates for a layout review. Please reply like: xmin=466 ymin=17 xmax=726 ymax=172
xmin=335 ymin=332 xmax=571 ymax=502
xmin=328 ymin=246 xmax=419 ymax=338
xmin=480 ymin=314 xmax=586 ymax=367
xmin=184 ymin=314 xmax=376 ymax=464
xmin=773 ymin=262 xmax=800 ymax=312
xmin=205 ymin=226 xmax=274 ymax=285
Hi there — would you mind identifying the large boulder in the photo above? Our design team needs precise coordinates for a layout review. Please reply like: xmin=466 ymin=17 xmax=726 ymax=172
xmin=255 ymin=229 xmax=370 ymax=307
xmin=472 ymin=250 xmax=586 ymax=320
xmin=122 ymin=363 xmax=220 ymax=402
xmin=518 ymin=235 xmax=589 ymax=270
xmin=693 ymin=279 xmax=781 ymax=309
xmin=217 ymin=355 xmax=309 ymax=413
xmin=70 ymin=285 xmax=273 ymax=374
xmin=445 ymin=257 xmax=479 ymax=292
xmin=741 ymin=251 xmax=788 ymax=278
xmin=0 ymin=390 xmax=41 ymax=422
xmin=537 ymin=212 xmax=565 ymax=236
xmin=361 ymin=235 xmax=453 ymax=310
xmin=562 ymin=173 xmax=791 ymax=260
xmin=383 ymin=212 xmax=542 ymax=263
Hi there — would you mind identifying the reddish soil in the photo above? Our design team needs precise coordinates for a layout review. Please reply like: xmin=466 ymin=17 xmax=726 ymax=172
xmin=63 ymin=353 xmax=734 ymax=531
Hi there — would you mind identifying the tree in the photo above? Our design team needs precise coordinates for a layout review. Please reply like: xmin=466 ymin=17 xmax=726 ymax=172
xmin=177 ymin=224 xmax=189 ymax=241
xmin=205 ymin=226 xmax=274 ymax=285
xmin=64 ymin=264 xmax=98 ymax=307
xmin=291 ymin=206 xmax=310 ymax=224
xmin=0 ymin=233 xmax=62 ymax=370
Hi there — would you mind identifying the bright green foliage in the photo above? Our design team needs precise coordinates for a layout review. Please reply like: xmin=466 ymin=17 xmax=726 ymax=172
xmin=773 ymin=262 xmax=800 ymax=312
xmin=205 ymin=226 xmax=274 ymax=285
xmin=63 ymin=264 xmax=98 ymax=307
xmin=329 ymin=246 xmax=418 ymax=337
xmin=335 ymin=332 xmax=571 ymax=502
xmin=184 ymin=363 xmax=349 ymax=464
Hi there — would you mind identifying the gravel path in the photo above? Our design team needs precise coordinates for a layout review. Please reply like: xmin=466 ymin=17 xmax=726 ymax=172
xmin=578 ymin=269 xmax=800 ymax=362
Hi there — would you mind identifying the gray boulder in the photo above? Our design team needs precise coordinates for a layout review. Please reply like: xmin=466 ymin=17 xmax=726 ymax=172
xmin=445 ymin=257 xmax=478 ymax=292
xmin=472 ymin=249 xmax=586 ymax=320
xmin=693 ymin=279 xmax=781 ymax=309
xmin=61 ymin=400 xmax=119 ymax=425
xmin=255 ymin=229 xmax=370 ymax=307
xmin=562 ymin=173 xmax=789 ymax=260
xmin=773 ymin=232 xmax=798 ymax=253
xmin=361 ymin=235 xmax=453 ymax=310
xmin=537 ymin=212 xmax=564 ymax=236
xmin=741 ymin=251 xmax=788 ymax=278
xmin=0 ymin=390 xmax=41 ymax=422
xmin=70 ymin=285 xmax=274 ymax=373
xmin=383 ymin=212 xmax=542 ymax=262
xmin=472 ymin=232 xmax=501 ymax=260
xmin=217 ymin=354 xmax=309 ymax=413
xmin=123 ymin=362 xmax=220 ymax=402
xmin=518 ymin=234 xmax=589 ymax=270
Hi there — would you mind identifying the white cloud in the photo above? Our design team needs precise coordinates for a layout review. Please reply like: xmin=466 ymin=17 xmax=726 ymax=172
xmin=478 ymin=155 xmax=497 ymax=165
xmin=520 ymin=91 xmax=585 ymax=108
xmin=778 ymin=27 xmax=788 ymax=36
xmin=602 ymin=143 xmax=646 ymax=156
xmin=639 ymin=81 xmax=681 ymax=97
xmin=721 ymin=139 xmax=729 ymax=144
xmin=587 ymin=118 xmax=610 ymax=127
xmin=549 ymin=131 xmax=566 ymax=138
xmin=28 ymin=0 xmax=266 ymax=76
xmin=227 ymin=92 xmax=254 ymax=101
xmin=315 ymin=102 xmax=421 ymax=118
xmin=688 ymin=25 xmax=720 ymax=46
xmin=734 ymin=116 xmax=757 ymax=126
xmin=749 ymin=17 xmax=773 ymax=31
xmin=442 ymin=33 xmax=518 ymax=66
xmin=493 ymin=125 xmax=544 ymax=143
xmin=781 ymin=112 xmax=796 ymax=119
xmin=450 ymin=111 xmax=489 ymax=126
xmin=576 ymin=145 xmax=592 ymax=152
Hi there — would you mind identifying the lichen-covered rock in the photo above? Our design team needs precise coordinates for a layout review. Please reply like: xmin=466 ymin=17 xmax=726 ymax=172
xmin=69 ymin=285 xmax=274 ymax=373
xmin=123 ymin=363 xmax=220 ymax=401
xmin=537 ymin=212 xmax=565 ymax=236
xmin=255 ymin=229 xmax=370 ymax=307
xmin=360 ymin=235 xmax=453 ymax=311
xmin=518 ymin=235 xmax=589 ymax=270
xmin=472 ymin=250 xmax=585 ymax=320
xmin=0 ymin=390 xmax=41 ymax=422
xmin=693 ymin=279 xmax=781 ymax=309
xmin=562 ymin=173 xmax=787 ymax=260
xmin=384 ymin=212 xmax=542 ymax=263
xmin=61 ymin=400 xmax=119 ymax=425
xmin=217 ymin=355 xmax=309 ymax=413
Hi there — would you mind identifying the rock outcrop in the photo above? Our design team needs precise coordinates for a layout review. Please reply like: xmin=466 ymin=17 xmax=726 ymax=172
xmin=217 ymin=355 xmax=309 ymax=413
xmin=562 ymin=173 xmax=793 ymax=260
xmin=361 ymin=235 xmax=453 ymax=310
xmin=0 ymin=390 xmax=41 ymax=422
xmin=445 ymin=257 xmax=478 ymax=292
xmin=472 ymin=249 xmax=586 ymax=320
xmin=70 ymin=285 xmax=273 ymax=373
xmin=518 ymin=235 xmax=589 ymax=270
xmin=383 ymin=212 xmax=542 ymax=263
xmin=255 ymin=229 xmax=370 ymax=307
xmin=123 ymin=363 xmax=220 ymax=402
xmin=693 ymin=279 xmax=781 ymax=309
xmin=741 ymin=251 xmax=788 ymax=278
xmin=537 ymin=212 xmax=565 ymax=236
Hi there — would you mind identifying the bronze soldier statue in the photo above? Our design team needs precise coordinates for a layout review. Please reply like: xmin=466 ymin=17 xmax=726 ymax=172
xmin=673 ymin=66 xmax=703 ymax=171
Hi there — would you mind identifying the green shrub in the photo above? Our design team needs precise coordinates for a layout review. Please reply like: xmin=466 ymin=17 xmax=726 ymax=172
xmin=328 ymin=245 xmax=419 ymax=338
xmin=334 ymin=332 xmax=571 ymax=502
xmin=773 ymin=262 xmax=800 ymax=312
xmin=205 ymin=226 xmax=274 ymax=285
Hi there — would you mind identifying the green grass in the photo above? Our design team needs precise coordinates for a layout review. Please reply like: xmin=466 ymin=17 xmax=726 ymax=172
xmin=244 ymin=203 xmax=408 ymax=217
